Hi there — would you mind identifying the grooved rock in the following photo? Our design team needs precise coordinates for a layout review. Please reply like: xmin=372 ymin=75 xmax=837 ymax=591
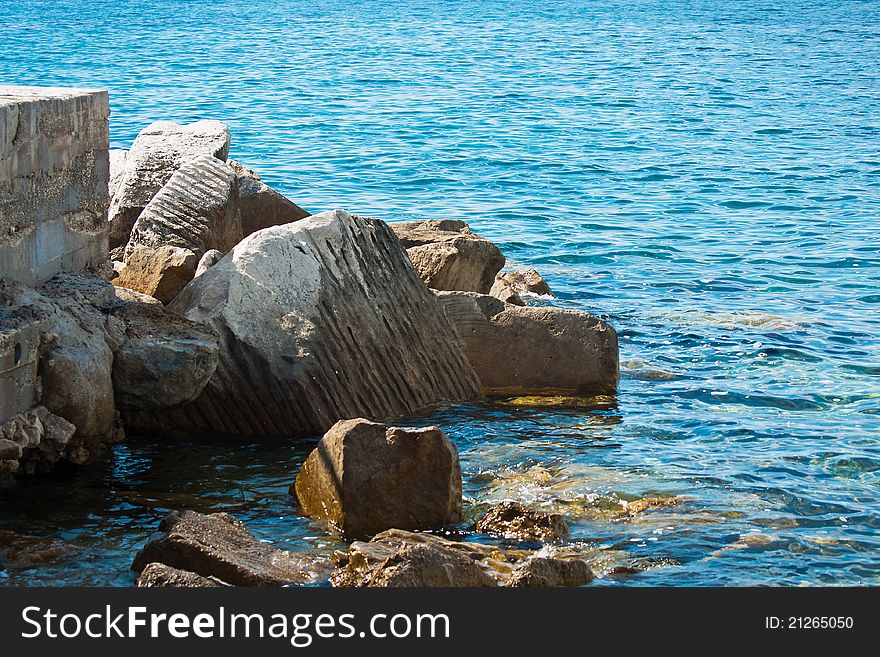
xmin=123 ymin=210 xmax=481 ymax=438
xmin=194 ymin=249 xmax=224 ymax=278
xmin=294 ymin=419 xmax=463 ymax=538
xmin=108 ymin=120 xmax=230 ymax=249
xmin=236 ymin=170 xmax=309 ymax=237
xmin=132 ymin=511 xmax=327 ymax=586
xmin=331 ymin=529 xmax=497 ymax=587
xmin=436 ymin=291 xmax=619 ymax=395
xmin=507 ymin=557 xmax=593 ymax=587
xmin=390 ymin=219 xmax=504 ymax=294
xmin=476 ymin=501 xmax=569 ymax=542
xmin=116 ymin=155 xmax=242 ymax=303
xmin=137 ymin=562 xmax=225 ymax=588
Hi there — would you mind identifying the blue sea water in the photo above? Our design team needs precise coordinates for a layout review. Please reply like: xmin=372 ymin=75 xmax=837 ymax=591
xmin=1 ymin=0 xmax=879 ymax=586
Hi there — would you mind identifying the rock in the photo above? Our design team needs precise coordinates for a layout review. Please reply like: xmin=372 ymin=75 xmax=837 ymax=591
xmin=331 ymin=529 xmax=497 ymax=587
xmin=136 ymin=562 xmax=225 ymax=588
xmin=294 ymin=419 xmax=463 ymax=537
xmin=507 ymin=557 xmax=593 ymax=587
xmin=390 ymin=219 xmax=504 ymax=294
xmin=116 ymin=155 xmax=242 ymax=303
xmin=0 ymin=439 xmax=22 ymax=460
xmin=108 ymin=120 xmax=231 ymax=249
xmin=436 ymin=291 xmax=619 ymax=395
xmin=489 ymin=275 xmax=524 ymax=306
xmin=108 ymin=149 xmax=128 ymax=200
xmin=497 ymin=269 xmax=554 ymax=297
xmin=236 ymin=169 xmax=309 ymax=237
xmin=132 ymin=510 xmax=327 ymax=586
xmin=194 ymin=249 xmax=224 ymax=278
xmin=476 ymin=501 xmax=569 ymax=542
xmin=124 ymin=210 xmax=481 ymax=438
xmin=0 ymin=530 xmax=80 ymax=564
xmin=622 ymin=496 xmax=680 ymax=516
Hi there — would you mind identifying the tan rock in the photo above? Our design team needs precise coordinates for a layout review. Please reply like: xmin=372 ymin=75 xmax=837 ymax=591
xmin=507 ymin=557 xmax=593 ymax=587
xmin=136 ymin=562 xmax=225 ymax=587
xmin=476 ymin=501 xmax=568 ymax=542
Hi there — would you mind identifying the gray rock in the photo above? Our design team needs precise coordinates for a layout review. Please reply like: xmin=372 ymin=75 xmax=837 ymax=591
xmin=507 ymin=557 xmax=593 ymax=587
xmin=136 ymin=562 xmax=225 ymax=588
xmin=390 ymin=220 xmax=504 ymax=294
xmin=124 ymin=210 xmax=481 ymax=438
xmin=476 ymin=501 xmax=569 ymax=542
xmin=132 ymin=510 xmax=328 ymax=586
xmin=194 ymin=249 xmax=224 ymax=278
xmin=108 ymin=120 xmax=230 ymax=249
xmin=108 ymin=149 xmax=128 ymax=200
xmin=436 ymin=291 xmax=619 ymax=395
xmin=116 ymin=155 xmax=242 ymax=303
xmin=294 ymin=418 xmax=463 ymax=538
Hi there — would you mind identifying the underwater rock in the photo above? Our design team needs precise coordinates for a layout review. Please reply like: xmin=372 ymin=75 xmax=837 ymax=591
xmin=194 ymin=249 xmax=224 ymax=278
xmin=108 ymin=120 xmax=230 ymax=249
xmin=476 ymin=501 xmax=569 ymax=542
xmin=117 ymin=155 xmax=242 ymax=303
xmin=436 ymin=291 xmax=619 ymax=395
xmin=126 ymin=210 xmax=480 ymax=438
xmin=391 ymin=219 xmax=504 ymax=294
xmin=136 ymin=562 xmax=225 ymax=588
xmin=331 ymin=529 xmax=497 ymax=587
xmin=132 ymin=510 xmax=327 ymax=586
xmin=0 ymin=529 xmax=80 ymax=564
xmin=507 ymin=557 xmax=593 ymax=587
xmin=294 ymin=418 xmax=463 ymax=538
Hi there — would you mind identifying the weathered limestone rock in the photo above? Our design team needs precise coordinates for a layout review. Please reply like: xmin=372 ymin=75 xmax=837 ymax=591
xmin=489 ymin=275 xmax=524 ymax=306
xmin=194 ymin=249 xmax=224 ymax=278
xmin=132 ymin=510 xmax=328 ymax=586
xmin=507 ymin=557 xmax=593 ymax=587
xmin=0 ymin=87 xmax=110 ymax=287
xmin=331 ymin=529 xmax=497 ymax=587
xmin=108 ymin=120 xmax=230 ymax=249
xmin=234 ymin=166 xmax=309 ymax=237
xmin=436 ymin=291 xmax=619 ymax=395
xmin=294 ymin=419 xmax=463 ymax=537
xmin=497 ymin=269 xmax=554 ymax=297
xmin=116 ymin=155 xmax=241 ymax=303
xmin=136 ymin=562 xmax=225 ymax=588
xmin=476 ymin=501 xmax=569 ymax=542
xmin=0 ymin=406 xmax=77 ymax=486
xmin=390 ymin=220 xmax=504 ymax=294
xmin=124 ymin=210 xmax=481 ymax=438
xmin=108 ymin=149 xmax=128 ymax=200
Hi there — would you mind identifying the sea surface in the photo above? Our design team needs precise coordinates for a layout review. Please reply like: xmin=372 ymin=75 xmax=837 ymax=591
xmin=1 ymin=0 xmax=879 ymax=586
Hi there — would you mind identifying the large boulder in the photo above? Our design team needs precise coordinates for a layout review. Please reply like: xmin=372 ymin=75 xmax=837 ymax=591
xmin=132 ymin=510 xmax=328 ymax=586
xmin=108 ymin=120 xmax=230 ymax=249
xmin=232 ymin=163 xmax=309 ymax=236
xmin=331 ymin=529 xmax=497 ymax=587
xmin=123 ymin=210 xmax=481 ymax=438
xmin=294 ymin=419 xmax=463 ymax=537
xmin=116 ymin=155 xmax=242 ymax=303
xmin=476 ymin=501 xmax=569 ymax=542
xmin=436 ymin=291 xmax=619 ymax=395
xmin=390 ymin=220 xmax=504 ymax=294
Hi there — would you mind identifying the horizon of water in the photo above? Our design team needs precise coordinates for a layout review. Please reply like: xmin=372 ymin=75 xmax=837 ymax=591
xmin=1 ymin=0 xmax=879 ymax=586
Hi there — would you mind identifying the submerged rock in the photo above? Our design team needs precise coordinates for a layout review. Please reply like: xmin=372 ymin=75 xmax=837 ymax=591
xmin=0 ymin=530 xmax=80 ymax=564
xmin=132 ymin=510 xmax=328 ymax=586
xmin=436 ymin=291 xmax=619 ymax=395
xmin=294 ymin=418 xmax=463 ymax=537
xmin=117 ymin=155 xmax=242 ymax=303
xmin=476 ymin=501 xmax=569 ymax=542
xmin=108 ymin=120 xmax=231 ymax=249
xmin=391 ymin=219 xmax=504 ymax=294
xmin=507 ymin=557 xmax=593 ymax=587
xmin=125 ymin=210 xmax=481 ymax=438
xmin=136 ymin=562 xmax=225 ymax=588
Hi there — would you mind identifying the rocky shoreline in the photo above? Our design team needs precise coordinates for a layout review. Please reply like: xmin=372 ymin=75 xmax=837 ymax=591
xmin=2 ymin=113 xmax=622 ymax=586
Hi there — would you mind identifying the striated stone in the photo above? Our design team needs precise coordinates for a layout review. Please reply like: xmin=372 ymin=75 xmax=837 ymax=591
xmin=124 ymin=210 xmax=481 ymax=438
xmin=108 ymin=120 xmax=230 ymax=249
xmin=194 ymin=249 xmax=224 ymax=278
xmin=436 ymin=291 xmax=619 ymax=395
xmin=132 ymin=510 xmax=328 ymax=586
xmin=476 ymin=501 xmax=569 ymax=542
xmin=507 ymin=557 xmax=593 ymax=587
xmin=390 ymin=220 xmax=504 ymax=294
xmin=294 ymin=419 xmax=462 ymax=538
xmin=137 ymin=562 xmax=225 ymax=588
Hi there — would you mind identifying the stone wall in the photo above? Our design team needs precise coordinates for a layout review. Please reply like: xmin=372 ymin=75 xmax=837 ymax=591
xmin=0 ymin=86 xmax=110 ymax=423
xmin=0 ymin=86 xmax=110 ymax=286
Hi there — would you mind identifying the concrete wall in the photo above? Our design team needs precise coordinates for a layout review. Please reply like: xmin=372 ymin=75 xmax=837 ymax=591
xmin=0 ymin=86 xmax=110 ymax=286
